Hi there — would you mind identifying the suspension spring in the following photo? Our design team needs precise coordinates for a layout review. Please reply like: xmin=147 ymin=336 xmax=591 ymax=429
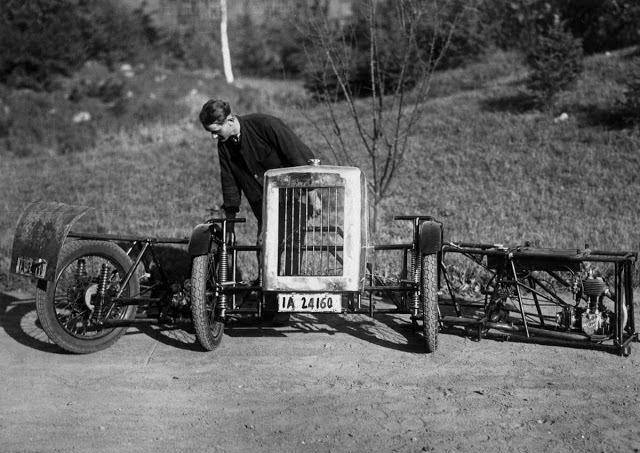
xmin=94 ymin=263 xmax=109 ymax=321
xmin=218 ymin=245 xmax=228 ymax=317
xmin=411 ymin=248 xmax=420 ymax=315
xmin=69 ymin=259 xmax=87 ymax=301
xmin=75 ymin=259 xmax=87 ymax=280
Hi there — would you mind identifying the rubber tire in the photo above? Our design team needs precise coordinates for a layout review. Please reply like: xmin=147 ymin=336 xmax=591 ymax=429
xmin=421 ymin=254 xmax=438 ymax=353
xmin=191 ymin=253 xmax=224 ymax=351
xmin=36 ymin=240 xmax=139 ymax=354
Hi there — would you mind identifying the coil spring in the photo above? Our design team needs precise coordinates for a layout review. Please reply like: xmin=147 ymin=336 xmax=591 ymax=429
xmin=218 ymin=249 xmax=228 ymax=314
xmin=94 ymin=263 xmax=109 ymax=321
xmin=412 ymin=248 xmax=420 ymax=313
xmin=75 ymin=259 xmax=86 ymax=280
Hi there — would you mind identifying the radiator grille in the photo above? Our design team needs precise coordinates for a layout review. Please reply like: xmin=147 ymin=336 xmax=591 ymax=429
xmin=278 ymin=186 xmax=345 ymax=276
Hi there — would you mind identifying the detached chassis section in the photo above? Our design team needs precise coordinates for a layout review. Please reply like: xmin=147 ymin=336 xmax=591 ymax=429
xmin=440 ymin=243 xmax=637 ymax=355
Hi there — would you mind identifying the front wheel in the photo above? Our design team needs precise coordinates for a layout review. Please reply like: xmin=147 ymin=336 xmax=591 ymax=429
xmin=36 ymin=240 xmax=139 ymax=354
xmin=190 ymin=253 xmax=224 ymax=351
xmin=421 ymin=254 xmax=439 ymax=353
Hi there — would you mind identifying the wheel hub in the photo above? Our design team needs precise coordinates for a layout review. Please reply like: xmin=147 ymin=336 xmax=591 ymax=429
xmin=84 ymin=283 xmax=98 ymax=311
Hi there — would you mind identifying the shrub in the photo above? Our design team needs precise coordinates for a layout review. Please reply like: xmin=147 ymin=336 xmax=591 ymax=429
xmin=621 ymin=58 xmax=640 ymax=125
xmin=0 ymin=0 xmax=89 ymax=90
xmin=159 ymin=27 xmax=220 ymax=70
xmin=525 ymin=20 xmax=584 ymax=108
xmin=420 ymin=1 xmax=488 ymax=71
xmin=69 ymin=76 xmax=126 ymax=104
xmin=479 ymin=0 xmax=558 ymax=52
xmin=132 ymin=98 xmax=190 ymax=125
xmin=230 ymin=13 xmax=270 ymax=77
xmin=303 ymin=0 xmax=487 ymax=99
xmin=481 ymin=0 xmax=640 ymax=55
xmin=0 ymin=89 xmax=93 ymax=157
xmin=559 ymin=0 xmax=640 ymax=54
xmin=56 ymin=122 xmax=96 ymax=154
xmin=0 ymin=0 xmax=159 ymax=91
xmin=79 ymin=0 xmax=150 ymax=67
xmin=231 ymin=11 xmax=310 ymax=78
xmin=86 ymin=77 xmax=126 ymax=104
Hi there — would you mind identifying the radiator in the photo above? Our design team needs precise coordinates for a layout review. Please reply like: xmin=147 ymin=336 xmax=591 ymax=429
xmin=278 ymin=185 xmax=345 ymax=277
xmin=262 ymin=164 xmax=368 ymax=292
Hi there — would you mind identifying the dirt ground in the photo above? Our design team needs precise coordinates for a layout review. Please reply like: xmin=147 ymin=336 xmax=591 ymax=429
xmin=1 ymin=289 xmax=639 ymax=453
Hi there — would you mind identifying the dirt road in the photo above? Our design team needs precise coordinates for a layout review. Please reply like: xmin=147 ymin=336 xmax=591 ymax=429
xmin=1 ymin=289 xmax=639 ymax=453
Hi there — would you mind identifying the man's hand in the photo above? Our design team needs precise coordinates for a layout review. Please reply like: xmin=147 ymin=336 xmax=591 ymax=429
xmin=308 ymin=189 xmax=322 ymax=217
xmin=224 ymin=218 xmax=235 ymax=244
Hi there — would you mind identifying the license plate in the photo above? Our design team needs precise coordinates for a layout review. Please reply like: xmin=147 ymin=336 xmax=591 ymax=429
xmin=15 ymin=256 xmax=48 ymax=278
xmin=277 ymin=293 xmax=342 ymax=313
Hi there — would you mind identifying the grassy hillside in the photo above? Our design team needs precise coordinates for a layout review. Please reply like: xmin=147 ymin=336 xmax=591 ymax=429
xmin=1 ymin=49 xmax=639 ymax=289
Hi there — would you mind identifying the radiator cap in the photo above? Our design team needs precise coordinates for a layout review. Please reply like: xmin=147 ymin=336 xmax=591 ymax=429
xmin=308 ymin=158 xmax=321 ymax=166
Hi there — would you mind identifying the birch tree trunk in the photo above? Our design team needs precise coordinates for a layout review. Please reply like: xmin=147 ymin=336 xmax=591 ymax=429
xmin=219 ymin=0 xmax=234 ymax=84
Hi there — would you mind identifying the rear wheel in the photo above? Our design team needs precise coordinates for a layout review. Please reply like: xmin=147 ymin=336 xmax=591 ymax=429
xmin=191 ymin=253 xmax=224 ymax=351
xmin=421 ymin=254 xmax=438 ymax=353
xmin=36 ymin=240 xmax=139 ymax=354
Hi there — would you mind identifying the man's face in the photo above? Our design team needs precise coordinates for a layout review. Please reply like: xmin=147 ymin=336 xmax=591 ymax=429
xmin=205 ymin=116 xmax=234 ymax=142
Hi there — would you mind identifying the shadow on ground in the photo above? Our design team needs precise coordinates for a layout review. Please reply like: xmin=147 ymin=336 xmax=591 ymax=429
xmin=225 ymin=310 xmax=425 ymax=353
xmin=480 ymin=94 xmax=638 ymax=131
xmin=0 ymin=290 xmax=203 ymax=354
xmin=480 ymin=92 xmax=538 ymax=114
xmin=1 ymin=290 xmax=426 ymax=354
xmin=0 ymin=291 xmax=62 ymax=353
xmin=4 ymin=290 xmax=630 ymax=356
xmin=572 ymin=104 xmax=634 ymax=130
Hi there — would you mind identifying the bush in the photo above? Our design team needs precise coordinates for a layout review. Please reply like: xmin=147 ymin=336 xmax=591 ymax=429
xmin=0 ymin=88 xmax=98 ymax=157
xmin=481 ymin=0 xmax=640 ymax=55
xmin=230 ymin=13 xmax=271 ymax=77
xmin=231 ymin=11 xmax=310 ymax=78
xmin=479 ymin=0 xmax=558 ymax=52
xmin=56 ymin=122 xmax=97 ymax=154
xmin=525 ymin=20 xmax=584 ymax=108
xmin=303 ymin=0 xmax=486 ymax=99
xmin=559 ymin=0 xmax=640 ymax=54
xmin=0 ymin=0 xmax=159 ymax=91
xmin=0 ymin=0 xmax=89 ymax=90
xmin=160 ymin=27 xmax=220 ymax=70
xmin=420 ymin=1 xmax=488 ymax=71
xmin=79 ymin=0 xmax=151 ymax=67
xmin=621 ymin=58 xmax=640 ymax=125
xmin=69 ymin=76 xmax=126 ymax=104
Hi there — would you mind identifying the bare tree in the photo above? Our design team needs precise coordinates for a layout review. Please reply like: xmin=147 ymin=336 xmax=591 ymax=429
xmin=219 ymin=0 xmax=234 ymax=83
xmin=301 ymin=0 xmax=466 ymax=233
xmin=159 ymin=0 xmax=234 ymax=82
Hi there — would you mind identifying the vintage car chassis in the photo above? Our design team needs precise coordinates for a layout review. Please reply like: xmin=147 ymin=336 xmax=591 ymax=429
xmin=11 ymin=202 xmax=442 ymax=353
xmin=10 ymin=201 xmax=639 ymax=355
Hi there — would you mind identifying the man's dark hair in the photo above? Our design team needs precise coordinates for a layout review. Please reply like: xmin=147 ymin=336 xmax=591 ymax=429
xmin=199 ymin=99 xmax=231 ymax=128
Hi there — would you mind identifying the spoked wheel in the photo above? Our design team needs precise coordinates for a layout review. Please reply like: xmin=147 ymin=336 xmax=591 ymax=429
xmin=36 ymin=240 xmax=139 ymax=354
xmin=421 ymin=254 xmax=439 ymax=353
xmin=190 ymin=253 xmax=224 ymax=351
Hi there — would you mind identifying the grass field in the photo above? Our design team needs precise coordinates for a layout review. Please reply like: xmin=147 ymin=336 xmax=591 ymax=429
xmin=1 ymin=49 xmax=639 ymax=289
